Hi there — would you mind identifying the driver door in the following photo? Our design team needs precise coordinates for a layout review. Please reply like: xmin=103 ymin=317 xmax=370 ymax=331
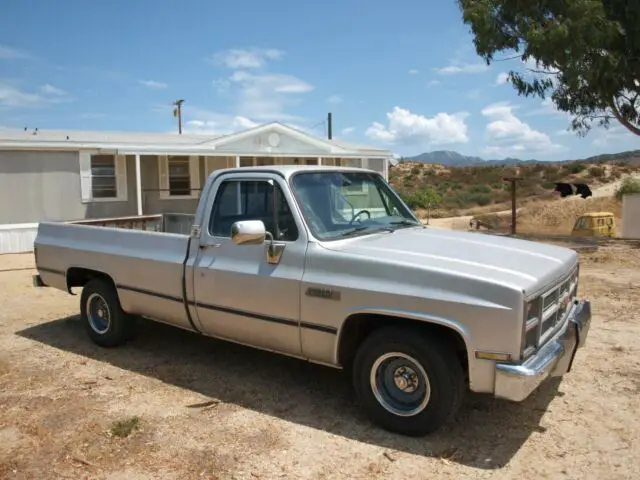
xmin=192 ymin=173 xmax=307 ymax=357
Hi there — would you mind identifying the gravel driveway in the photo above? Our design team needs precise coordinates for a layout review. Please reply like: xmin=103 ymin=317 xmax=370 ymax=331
xmin=1 ymin=243 xmax=639 ymax=479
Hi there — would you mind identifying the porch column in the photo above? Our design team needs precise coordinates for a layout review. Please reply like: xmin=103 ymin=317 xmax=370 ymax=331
xmin=135 ymin=154 xmax=143 ymax=215
xmin=317 ymin=156 xmax=322 ymax=166
xmin=234 ymin=155 xmax=241 ymax=214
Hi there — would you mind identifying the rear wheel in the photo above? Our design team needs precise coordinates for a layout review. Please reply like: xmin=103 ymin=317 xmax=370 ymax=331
xmin=352 ymin=326 xmax=466 ymax=436
xmin=80 ymin=278 xmax=134 ymax=348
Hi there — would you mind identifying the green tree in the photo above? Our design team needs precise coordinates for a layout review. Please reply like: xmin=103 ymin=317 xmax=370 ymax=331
xmin=418 ymin=187 xmax=443 ymax=224
xmin=457 ymin=0 xmax=640 ymax=137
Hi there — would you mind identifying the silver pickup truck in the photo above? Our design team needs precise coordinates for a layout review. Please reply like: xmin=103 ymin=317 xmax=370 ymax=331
xmin=33 ymin=165 xmax=591 ymax=436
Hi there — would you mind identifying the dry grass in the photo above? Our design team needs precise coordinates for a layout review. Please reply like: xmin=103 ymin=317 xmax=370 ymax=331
xmin=516 ymin=196 xmax=621 ymax=234
xmin=466 ymin=196 xmax=622 ymax=236
xmin=1 ymin=249 xmax=640 ymax=478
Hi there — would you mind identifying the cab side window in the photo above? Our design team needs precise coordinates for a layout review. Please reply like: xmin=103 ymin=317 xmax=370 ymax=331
xmin=208 ymin=179 xmax=299 ymax=241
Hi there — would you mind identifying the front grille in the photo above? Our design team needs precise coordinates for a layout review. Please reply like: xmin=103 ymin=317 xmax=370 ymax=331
xmin=523 ymin=265 xmax=579 ymax=357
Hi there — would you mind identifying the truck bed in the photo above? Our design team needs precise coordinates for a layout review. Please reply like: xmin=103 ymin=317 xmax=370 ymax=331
xmin=68 ymin=212 xmax=195 ymax=235
xmin=34 ymin=213 xmax=196 ymax=331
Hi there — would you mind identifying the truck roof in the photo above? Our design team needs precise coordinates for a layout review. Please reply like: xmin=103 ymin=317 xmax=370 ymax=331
xmin=213 ymin=164 xmax=378 ymax=179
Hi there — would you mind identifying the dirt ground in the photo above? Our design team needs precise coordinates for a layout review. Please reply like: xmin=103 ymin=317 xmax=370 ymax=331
xmin=1 ymin=242 xmax=640 ymax=480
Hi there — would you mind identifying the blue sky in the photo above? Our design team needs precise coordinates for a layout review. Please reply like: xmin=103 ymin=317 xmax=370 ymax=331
xmin=1 ymin=0 xmax=638 ymax=160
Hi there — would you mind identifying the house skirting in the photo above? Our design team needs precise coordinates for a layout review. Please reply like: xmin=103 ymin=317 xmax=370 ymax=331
xmin=0 ymin=223 xmax=38 ymax=254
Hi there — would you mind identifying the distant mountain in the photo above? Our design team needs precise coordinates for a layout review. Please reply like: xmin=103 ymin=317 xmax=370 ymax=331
xmin=402 ymin=149 xmax=640 ymax=167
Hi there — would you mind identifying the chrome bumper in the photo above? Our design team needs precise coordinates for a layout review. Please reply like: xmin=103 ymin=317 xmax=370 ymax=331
xmin=494 ymin=299 xmax=592 ymax=402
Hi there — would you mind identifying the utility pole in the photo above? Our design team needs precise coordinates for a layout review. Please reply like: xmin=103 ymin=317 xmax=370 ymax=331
xmin=503 ymin=176 xmax=522 ymax=235
xmin=173 ymin=99 xmax=185 ymax=134
xmin=327 ymin=112 xmax=333 ymax=140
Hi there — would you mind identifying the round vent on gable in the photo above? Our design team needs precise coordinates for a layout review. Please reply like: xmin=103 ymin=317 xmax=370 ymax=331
xmin=268 ymin=132 xmax=280 ymax=147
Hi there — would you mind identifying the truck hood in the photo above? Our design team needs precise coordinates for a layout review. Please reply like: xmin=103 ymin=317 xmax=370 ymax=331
xmin=320 ymin=226 xmax=578 ymax=296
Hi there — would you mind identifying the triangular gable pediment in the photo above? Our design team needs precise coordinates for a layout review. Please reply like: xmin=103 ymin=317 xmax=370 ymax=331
xmin=206 ymin=122 xmax=348 ymax=155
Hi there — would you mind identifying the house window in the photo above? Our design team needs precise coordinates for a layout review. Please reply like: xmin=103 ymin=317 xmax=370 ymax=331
xmin=168 ymin=156 xmax=191 ymax=196
xmin=159 ymin=155 xmax=200 ymax=199
xmin=79 ymin=152 xmax=128 ymax=203
xmin=91 ymin=154 xmax=117 ymax=198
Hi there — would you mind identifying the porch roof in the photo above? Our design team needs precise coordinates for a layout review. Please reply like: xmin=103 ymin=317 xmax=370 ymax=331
xmin=0 ymin=121 xmax=393 ymax=158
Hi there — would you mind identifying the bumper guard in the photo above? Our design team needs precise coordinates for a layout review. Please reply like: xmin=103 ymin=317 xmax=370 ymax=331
xmin=494 ymin=299 xmax=591 ymax=402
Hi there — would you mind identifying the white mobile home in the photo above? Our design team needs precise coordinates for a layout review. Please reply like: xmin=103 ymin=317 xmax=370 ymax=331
xmin=0 ymin=122 xmax=392 ymax=253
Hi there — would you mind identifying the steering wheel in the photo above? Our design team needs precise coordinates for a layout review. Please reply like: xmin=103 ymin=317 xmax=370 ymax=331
xmin=350 ymin=209 xmax=371 ymax=224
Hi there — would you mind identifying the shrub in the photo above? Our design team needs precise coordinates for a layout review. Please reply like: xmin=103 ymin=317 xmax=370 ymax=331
xmin=566 ymin=162 xmax=587 ymax=174
xmin=588 ymin=166 xmax=605 ymax=178
xmin=469 ymin=184 xmax=491 ymax=194
xmin=615 ymin=176 xmax=640 ymax=201
xmin=410 ymin=166 xmax=422 ymax=175
xmin=468 ymin=192 xmax=492 ymax=206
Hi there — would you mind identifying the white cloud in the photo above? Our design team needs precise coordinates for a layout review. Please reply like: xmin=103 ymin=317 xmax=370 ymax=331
xmin=211 ymin=47 xmax=284 ymax=69
xmin=0 ymin=45 xmax=30 ymax=59
xmin=480 ymin=102 xmax=564 ymax=156
xmin=434 ymin=62 xmax=489 ymax=75
xmin=365 ymin=106 xmax=470 ymax=146
xmin=39 ymin=84 xmax=67 ymax=96
xmin=427 ymin=80 xmax=441 ymax=88
xmin=327 ymin=94 xmax=342 ymax=104
xmin=0 ymin=83 xmax=72 ymax=108
xmin=0 ymin=84 xmax=41 ymax=108
xmin=139 ymin=79 xmax=168 ymax=89
xmin=408 ymin=69 xmax=419 ymax=75
xmin=210 ymin=70 xmax=313 ymax=123
xmin=205 ymin=47 xmax=313 ymax=129
xmin=340 ymin=127 xmax=355 ymax=136
xmin=591 ymin=125 xmax=633 ymax=147
xmin=495 ymin=72 xmax=509 ymax=85
xmin=183 ymin=113 xmax=259 ymax=135
xmin=524 ymin=97 xmax=570 ymax=118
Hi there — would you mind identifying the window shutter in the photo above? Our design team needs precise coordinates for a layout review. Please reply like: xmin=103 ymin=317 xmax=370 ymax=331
xmin=189 ymin=155 xmax=200 ymax=197
xmin=159 ymin=155 xmax=169 ymax=198
xmin=116 ymin=154 xmax=128 ymax=201
xmin=79 ymin=152 xmax=93 ymax=203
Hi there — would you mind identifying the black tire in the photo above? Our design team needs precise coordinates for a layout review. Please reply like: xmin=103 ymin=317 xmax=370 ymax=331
xmin=80 ymin=277 xmax=134 ymax=348
xmin=352 ymin=326 xmax=466 ymax=436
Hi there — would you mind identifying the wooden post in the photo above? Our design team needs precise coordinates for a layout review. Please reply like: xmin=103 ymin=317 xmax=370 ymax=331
xmin=503 ymin=176 xmax=522 ymax=235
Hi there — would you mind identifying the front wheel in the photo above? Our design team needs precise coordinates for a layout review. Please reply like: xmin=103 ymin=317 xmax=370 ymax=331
xmin=80 ymin=278 xmax=134 ymax=348
xmin=352 ymin=327 xmax=466 ymax=436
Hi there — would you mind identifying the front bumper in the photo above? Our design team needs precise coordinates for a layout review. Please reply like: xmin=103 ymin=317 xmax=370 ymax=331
xmin=494 ymin=299 xmax=592 ymax=402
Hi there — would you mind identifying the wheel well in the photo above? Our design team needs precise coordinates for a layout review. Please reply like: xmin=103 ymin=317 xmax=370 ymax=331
xmin=66 ymin=267 xmax=115 ymax=293
xmin=338 ymin=313 xmax=469 ymax=379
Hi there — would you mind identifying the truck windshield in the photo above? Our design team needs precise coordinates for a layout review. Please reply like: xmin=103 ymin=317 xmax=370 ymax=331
xmin=290 ymin=171 xmax=422 ymax=241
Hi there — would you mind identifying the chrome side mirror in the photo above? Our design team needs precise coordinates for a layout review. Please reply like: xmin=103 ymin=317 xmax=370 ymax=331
xmin=230 ymin=220 xmax=266 ymax=246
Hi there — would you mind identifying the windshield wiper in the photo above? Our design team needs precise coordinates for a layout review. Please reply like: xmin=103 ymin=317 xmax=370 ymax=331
xmin=339 ymin=225 xmax=393 ymax=237
xmin=388 ymin=219 xmax=423 ymax=227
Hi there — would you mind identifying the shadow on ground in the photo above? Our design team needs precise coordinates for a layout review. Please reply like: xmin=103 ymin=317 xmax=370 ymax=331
xmin=17 ymin=316 xmax=564 ymax=470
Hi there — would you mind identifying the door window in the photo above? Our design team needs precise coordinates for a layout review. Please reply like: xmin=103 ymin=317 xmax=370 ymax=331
xmin=208 ymin=179 xmax=299 ymax=241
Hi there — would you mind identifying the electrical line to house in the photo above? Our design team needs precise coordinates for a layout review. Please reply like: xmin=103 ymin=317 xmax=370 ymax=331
xmin=309 ymin=119 xmax=326 ymax=136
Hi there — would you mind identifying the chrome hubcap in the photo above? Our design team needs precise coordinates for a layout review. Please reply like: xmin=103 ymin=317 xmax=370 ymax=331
xmin=370 ymin=352 xmax=431 ymax=417
xmin=86 ymin=293 xmax=111 ymax=334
